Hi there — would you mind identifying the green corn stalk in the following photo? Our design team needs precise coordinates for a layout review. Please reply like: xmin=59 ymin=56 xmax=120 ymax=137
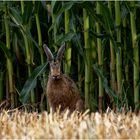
xmin=20 ymin=1 xmax=35 ymax=104
xmin=13 ymin=33 xmax=18 ymax=107
xmin=0 ymin=71 xmax=4 ymax=102
xmin=71 ymin=17 xmax=82 ymax=94
xmin=35 ymin=13 xmax=44 ymax=64
xmin=90 ymin=37 xmax=97 ymax=111
xmin=22 ymin=30 xmax=35 ymax=104
xmin=123 ymin=18 xmax=129 ymax=82
xmin=64 ymin=9 xmax=71 ymax=75
xmin=21 ymin=0 xmax=24 ymax=15
xmin=4 ymin=3 xmax=15 ymax=107
xmin=90 ymin=14 xmax=97 ymax=111
xmin=78 ymin=55 xmax=82 ymax=94
xmin=108 ymin=2 xmax=116 ymax=91
xmin=72 ymin=20 xmax=83 ymax=95
xmin=115 ymin=1 xmax=122 ymax=96
xmin=51 ymin=3 xmax=57 ymax=48
xmin=130 ymin=1 xmax=139 ymax=111
xmin=108 ymin=2 xmax=116 ymax=109
xmin=96 ymin=2 xmax=104 ymax=112
xmin=83 ymin=8 xmax=90 ymax=109
xmin=33 ymin=1 xmax=45 ymax=85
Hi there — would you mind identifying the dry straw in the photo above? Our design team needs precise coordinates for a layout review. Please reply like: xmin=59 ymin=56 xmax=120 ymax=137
xmin=0 ymin=109 xmax=140 ymax=139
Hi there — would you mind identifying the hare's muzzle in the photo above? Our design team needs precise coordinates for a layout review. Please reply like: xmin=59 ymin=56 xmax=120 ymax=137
xmin=51 ymin=70 xmax=61 ymax=80
xmin=52 ymin=75 xmax=60 ymax=80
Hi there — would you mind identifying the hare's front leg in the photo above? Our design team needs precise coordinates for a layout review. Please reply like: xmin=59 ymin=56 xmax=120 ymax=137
xmin=48 ymin=102 xmax=56 ymax=113
xmin=76 ymin=99 xmax=84 ymax=112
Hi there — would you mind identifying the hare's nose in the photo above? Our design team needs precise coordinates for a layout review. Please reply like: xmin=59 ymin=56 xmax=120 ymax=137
xmin=52 ymin=75 xmax=60 ymax=80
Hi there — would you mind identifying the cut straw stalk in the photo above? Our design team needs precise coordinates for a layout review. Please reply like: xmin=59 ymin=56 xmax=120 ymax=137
xmin=0 ymin=110 xmax=140 ymax=139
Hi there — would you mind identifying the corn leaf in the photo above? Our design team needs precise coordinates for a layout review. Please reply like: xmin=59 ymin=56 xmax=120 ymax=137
xmin=56 ymin=31 xmax=76 ymax=45
xmin=20 ymin=62 xmax=48 ymax=104
xmin=93 ymin=63 xmax=119 ymax=101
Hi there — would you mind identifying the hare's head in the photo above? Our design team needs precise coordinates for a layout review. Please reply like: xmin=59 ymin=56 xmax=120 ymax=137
xmin=43 ymin=44 xmax=65 ymax=80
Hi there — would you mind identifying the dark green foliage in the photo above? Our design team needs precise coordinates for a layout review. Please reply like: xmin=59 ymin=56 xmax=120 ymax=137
xmin=20 ymin=62 xmax=48 ymax=104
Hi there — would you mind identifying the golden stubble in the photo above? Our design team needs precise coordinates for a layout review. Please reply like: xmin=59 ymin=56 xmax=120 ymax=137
xmin=0 ymin=109 xmax=140 ymax=139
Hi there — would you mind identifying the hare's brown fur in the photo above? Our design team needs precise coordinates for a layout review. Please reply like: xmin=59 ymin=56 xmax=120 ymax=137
xmin=43 ymin=44 xmax=84 ymax=112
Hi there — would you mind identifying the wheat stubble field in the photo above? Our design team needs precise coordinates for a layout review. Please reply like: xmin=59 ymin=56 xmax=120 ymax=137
xmin=0 ymin=109 xmax=140 ymax=139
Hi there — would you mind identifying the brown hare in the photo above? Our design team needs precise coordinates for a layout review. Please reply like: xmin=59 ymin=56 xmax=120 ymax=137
xmin=43 ymin=44 xmax=84 ymax=113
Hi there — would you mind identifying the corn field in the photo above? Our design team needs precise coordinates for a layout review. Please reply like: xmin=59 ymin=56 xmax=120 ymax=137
xmin=0 ymin=1 xmax=140 ymax=112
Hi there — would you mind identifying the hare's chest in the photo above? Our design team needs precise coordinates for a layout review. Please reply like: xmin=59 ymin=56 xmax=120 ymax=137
xmin=47 ymin=80 xmax=68 ymax=96
xmin=47 ymin=80 xmax=72 ymax=104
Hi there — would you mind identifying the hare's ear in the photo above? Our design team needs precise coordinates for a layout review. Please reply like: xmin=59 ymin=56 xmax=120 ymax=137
xmin=43 ymin=44 xmax=54 ymax=62
xmin=56 ymin=43 xmax=66 ymax=61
